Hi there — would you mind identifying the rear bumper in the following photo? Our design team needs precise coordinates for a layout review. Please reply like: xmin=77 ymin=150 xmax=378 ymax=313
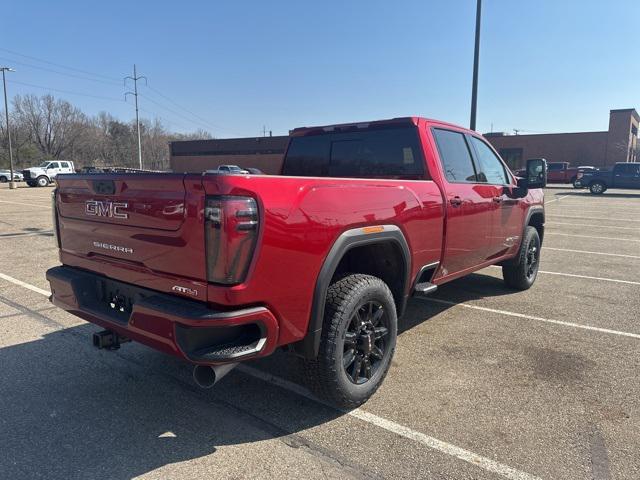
xmin=46 ymin=266 xmax=279 ymax=365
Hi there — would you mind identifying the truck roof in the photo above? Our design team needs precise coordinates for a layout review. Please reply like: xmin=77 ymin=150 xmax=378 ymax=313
xmin=289 ymin=116 xmax=470 ymax=137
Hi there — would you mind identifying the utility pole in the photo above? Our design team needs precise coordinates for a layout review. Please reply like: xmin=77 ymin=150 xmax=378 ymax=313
xmin=125 ymin=64 xmax=146 ymax=170
xmin=469 ymin=0 xmax=482 ymax=131
xmin=1 ymin=67 xmax=16 ymax=190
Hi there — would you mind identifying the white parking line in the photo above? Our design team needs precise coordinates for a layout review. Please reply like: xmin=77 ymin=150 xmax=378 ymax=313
xmin=425 ymin=298 xmax=640 ymax=340
xmin=0 ymin=272 xmax=539 ymax=480
xmin=489 ymin=265 xmax=640 ymax=285
xmin=546 ymin=221 xmax=640 ymax=231
xmin=0 ymin=199 xmax=51 ymax=208
xmin=545 ymin=232 xmax=640 ymax=243
xmin=547 ymin=214 xmax=640 ymax=223
xmin=538 ymin=270 xmax=640 ymax=285
xmin=544 ymin=195 xmax=570 ymax=204
xmin=0 ymin=273 xmax=51 ymax=296
xmin=239 ymin=365 xmax=540 ymax=480
xmin=544 ymin=247 xmax=640 ymax=260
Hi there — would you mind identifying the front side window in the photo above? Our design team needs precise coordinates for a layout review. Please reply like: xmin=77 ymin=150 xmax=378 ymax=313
xmin=48 ymin=162 xmax=60 ymax=169
xmin=432 ymin=129 xmax=477 ymax=183
xmin=470 ymin=136 xmax=510 ymax=185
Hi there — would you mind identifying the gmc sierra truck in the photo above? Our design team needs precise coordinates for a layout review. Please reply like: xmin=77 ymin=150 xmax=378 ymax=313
xmin=46 ymin=117 xmax=546 ymax=407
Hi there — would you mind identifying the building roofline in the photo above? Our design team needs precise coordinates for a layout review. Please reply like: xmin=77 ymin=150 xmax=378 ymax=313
xmin=610 ymin=108 xmax=640 ymax=121
xmin=483 ymin=130 xmax=608 ymax=139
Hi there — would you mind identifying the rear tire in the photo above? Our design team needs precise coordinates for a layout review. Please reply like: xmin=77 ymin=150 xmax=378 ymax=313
xmin=502 ymin=226 xmax=541 ymax=291
xmin=589 ymin=181 xmax=605 ymax=194
xmin=36 ymin=176 xmax=49 ymax=187
xmin=305 ymin=274 xmax=397 ymax=409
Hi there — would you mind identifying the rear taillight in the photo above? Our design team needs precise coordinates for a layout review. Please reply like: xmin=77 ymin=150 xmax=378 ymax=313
xmin=51 ymin=189 xmax=61 ymax=248
xmin=205 ymin=196 xmax=258 ymax=285
xmin=576 ymin=172 xmax=583 ymax=179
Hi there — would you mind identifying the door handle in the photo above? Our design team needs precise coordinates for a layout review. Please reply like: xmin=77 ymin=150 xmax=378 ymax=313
xmin=492 ymin=196 xmax=503 ymax=204
xmin=449 ymin=196 xmax=462 ymax=207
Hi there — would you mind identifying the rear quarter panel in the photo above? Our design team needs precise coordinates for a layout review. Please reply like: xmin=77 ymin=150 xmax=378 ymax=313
xmin=202 ymin=174 xmax=444 ymax=346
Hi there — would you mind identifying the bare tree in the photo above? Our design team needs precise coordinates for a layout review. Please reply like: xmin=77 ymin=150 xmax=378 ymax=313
xmin=13 ymin=94 xmax=89 ymax=159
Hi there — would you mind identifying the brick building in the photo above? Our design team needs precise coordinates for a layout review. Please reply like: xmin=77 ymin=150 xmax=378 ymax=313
xmin=485 ymin=108 xmax=639 ymax=170
xmin=169 ymin=136 xmax=289 ymax=174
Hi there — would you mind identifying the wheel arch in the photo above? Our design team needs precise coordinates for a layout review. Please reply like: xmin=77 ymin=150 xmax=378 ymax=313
xmin=293 ymin=225 xmax=411 ymax=358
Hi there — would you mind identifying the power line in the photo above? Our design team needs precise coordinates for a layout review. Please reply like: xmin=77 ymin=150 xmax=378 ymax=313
xmin=7 ymin=79 xmax=125 ymax=102
xmin=0 ymin=55 xmax=122 ymax=86
xmin=139 ymin=93 xmax=215 ymax=133
xmin=0 ymin=47 xmax=121 ymax=82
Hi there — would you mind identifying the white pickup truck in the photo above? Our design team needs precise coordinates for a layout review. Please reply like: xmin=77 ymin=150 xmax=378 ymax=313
xmin=23 ymin=161 xmax=75 ymax=187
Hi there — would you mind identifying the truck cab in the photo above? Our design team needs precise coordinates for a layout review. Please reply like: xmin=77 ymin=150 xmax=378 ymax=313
xmin=23 ymin=160 xmax=75 ymax=187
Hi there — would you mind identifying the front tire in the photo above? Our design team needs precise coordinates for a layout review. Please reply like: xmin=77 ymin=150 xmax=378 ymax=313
xmin=502 ymin=226 xmax=541 ymax=290
xmin=27 ymin=181 xmax=37 ymax=187
xmin=305 ymin=274 xmax=397 ymax=408
xmin=36 ymin=176 xmax=49 ymax=187
xmin=589 ymin=181 xmax=605 ymax=194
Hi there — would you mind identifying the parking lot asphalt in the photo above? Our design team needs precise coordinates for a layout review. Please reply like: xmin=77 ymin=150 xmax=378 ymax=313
xmin=0 ymin=183 xmax=639 ymax=479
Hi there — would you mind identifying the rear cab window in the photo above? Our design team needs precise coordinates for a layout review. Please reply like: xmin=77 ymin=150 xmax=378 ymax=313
xmin=282 ymin=126 xmax=428 ymax=179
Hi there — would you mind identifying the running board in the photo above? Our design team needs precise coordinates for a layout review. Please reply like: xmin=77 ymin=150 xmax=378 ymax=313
xmin=413 ymin=282 xmax=438 ymax=296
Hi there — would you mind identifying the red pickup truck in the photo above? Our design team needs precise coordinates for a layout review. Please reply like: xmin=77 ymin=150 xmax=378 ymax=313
xmin=47 ymin=117 xmax=546 ymax=407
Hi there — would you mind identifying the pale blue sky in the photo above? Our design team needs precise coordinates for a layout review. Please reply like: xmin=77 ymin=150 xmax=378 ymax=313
xmin=3 ymin=0 xmax=639 ymax=137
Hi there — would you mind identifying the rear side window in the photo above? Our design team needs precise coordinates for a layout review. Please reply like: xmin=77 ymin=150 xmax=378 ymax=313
xmin=469 ymin=136 xmax=510 ymax=185
xmin=282 ymin=135 xmax=330 ymax=177
xmin=60 ymin=161 xmax=70 ymax=168
xmin=617 ymin=163 xmax=640 ymax=174
xmin=282 ymin=127 xmax=426 ymax=179
xmin=432 ymin=129 xmax=477 ymax=183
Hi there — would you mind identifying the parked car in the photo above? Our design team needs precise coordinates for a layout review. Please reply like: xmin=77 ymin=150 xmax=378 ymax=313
xmin=47 ymin=117 xmax=546 ymax=408
xmin=0 ymin=170 xmax=23 ymax=182
xmin=576 ymin=162 xmax=640 ymax=193
xmin=210 ymin=165 xmax=246 ymax=174
xmin=23 ymin=160 xmax=75 ymax=187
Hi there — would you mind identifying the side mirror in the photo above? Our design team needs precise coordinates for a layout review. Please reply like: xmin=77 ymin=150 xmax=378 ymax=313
xmin=525 ymin=158 xmax=547 ymax=189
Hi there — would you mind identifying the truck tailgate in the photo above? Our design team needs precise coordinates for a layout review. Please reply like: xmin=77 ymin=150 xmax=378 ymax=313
xmin=55 ymin=174 xmax=208 ymax=297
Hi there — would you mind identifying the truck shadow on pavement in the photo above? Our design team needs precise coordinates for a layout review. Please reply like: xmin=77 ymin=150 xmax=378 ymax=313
xmin=553 ymin=191 xmax=640 ymax=199
xmin=0 ymin=272 xmax=511 ymax=479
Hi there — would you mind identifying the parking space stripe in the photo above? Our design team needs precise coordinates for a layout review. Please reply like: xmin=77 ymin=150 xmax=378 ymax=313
xmin=544 ymin=195 xmax=570 ymax=204
xmin=544 ymin=247 xmax=640 ymax=260
xmin=238 ymin=365 xmax=540 ymax=480
xmin=547 ymin=214 xmax=640 ymax=223
xmin=546 ymin=221 xmax=640 ymax=231
xmin=0 ymin=272 xmax=51 ymax=296
xmin=537 ymin=270 xmax=640 ymax=285
xmin=0 ymin=199 xmax=51 ymax=208
xmin=489 ymin=266 xmax=640 ymax=285
xmin=0 ymin=271 xmax=540 ymax=480
xmin=545 ymin=232 xmax=640 ymax=243
xmin=425 ymin=298 xmax=640 ymax=340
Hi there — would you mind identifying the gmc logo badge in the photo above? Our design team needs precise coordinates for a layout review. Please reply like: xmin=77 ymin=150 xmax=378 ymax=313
xmin=85 ymin=200 xmax=129 ymax=219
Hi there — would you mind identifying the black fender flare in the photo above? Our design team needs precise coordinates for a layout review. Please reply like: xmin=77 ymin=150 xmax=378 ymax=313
xmin=294 ymin=225 xmax=411 ymax=358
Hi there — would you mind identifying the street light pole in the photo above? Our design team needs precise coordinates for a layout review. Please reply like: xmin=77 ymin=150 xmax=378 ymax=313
xmin=1 ymin=67 xmax=16 ymax=189
xmin=469 ymin=0 xmax=482 ymax=131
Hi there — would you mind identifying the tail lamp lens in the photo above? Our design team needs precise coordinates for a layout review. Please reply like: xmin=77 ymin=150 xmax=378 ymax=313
xmin=205 ymin=196 xmax=258 ymax=285
xmin=577 ymin=172 xmax=583 ymax=179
